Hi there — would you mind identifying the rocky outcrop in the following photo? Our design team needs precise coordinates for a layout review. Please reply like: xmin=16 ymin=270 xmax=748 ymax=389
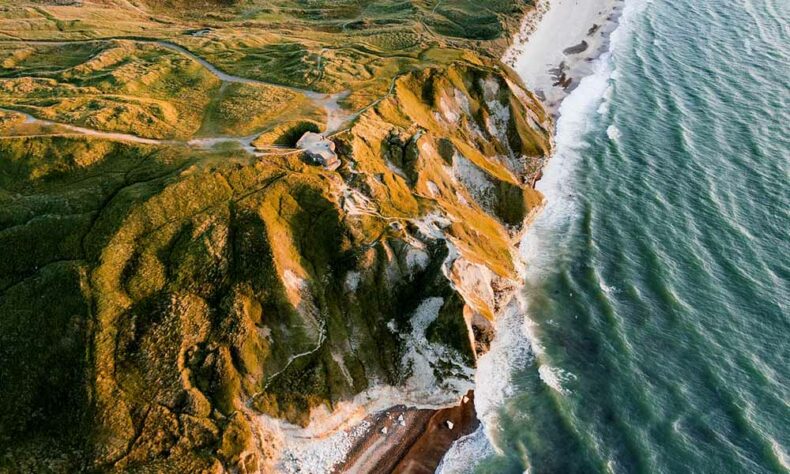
xmin=0 ymin=58 xmax=551 ymax=472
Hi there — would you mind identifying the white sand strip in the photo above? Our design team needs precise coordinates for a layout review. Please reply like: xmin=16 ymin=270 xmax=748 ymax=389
xmin=507 ymin=0 xmax=625 ymax=114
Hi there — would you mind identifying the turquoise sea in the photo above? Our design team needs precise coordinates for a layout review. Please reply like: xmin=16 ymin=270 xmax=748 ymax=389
xmin=471 ymin=0 xmax=789 ymax=472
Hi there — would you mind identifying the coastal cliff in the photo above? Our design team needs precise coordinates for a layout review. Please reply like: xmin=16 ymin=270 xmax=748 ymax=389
xmin=0 ymin=1 xmax=551 ymax=472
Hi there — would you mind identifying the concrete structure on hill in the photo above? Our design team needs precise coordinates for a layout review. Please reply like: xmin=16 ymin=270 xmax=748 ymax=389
xmin=297 ymin=131 xmax=340 ymax=170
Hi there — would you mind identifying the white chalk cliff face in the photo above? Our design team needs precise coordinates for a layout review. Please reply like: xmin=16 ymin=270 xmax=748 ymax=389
xmin=0 ymin=31 xmax=551 ymax=474
xmin=240 ymin=62 xmax=554 ymax=471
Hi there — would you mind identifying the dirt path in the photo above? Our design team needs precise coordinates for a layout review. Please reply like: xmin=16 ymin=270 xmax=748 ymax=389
xmin=0 ymin=38 xmax=354 ymax=138
xmin=0 ymin=106 xmax=306 ymax=157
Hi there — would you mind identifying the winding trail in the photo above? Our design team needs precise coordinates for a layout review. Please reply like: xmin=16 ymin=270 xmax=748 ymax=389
xmin=1 ymin=107 xmax=169 ymax=146
xmin=0 ymin=106 xmax=304 ymax=156
xmin=245 ymin=319 xmax=327 ymax=408
xmin=0 ymin=37 xmax=354 ymax=147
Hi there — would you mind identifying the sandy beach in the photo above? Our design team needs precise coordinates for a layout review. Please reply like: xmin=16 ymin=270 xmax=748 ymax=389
xmin=336 ymin=391 xmax=478 ymax=473
xmin=262 ymin=389 xmax=478 ymax=473
xmin=507 ymin=0 xmax=625 ymax=114
xmin=258 ymin=2 xmax=626 ymax=472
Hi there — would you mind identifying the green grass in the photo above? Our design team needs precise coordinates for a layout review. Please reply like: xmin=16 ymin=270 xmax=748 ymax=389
xmin=0 ymin=1 xmax=550 ymax=472
xmin=0 ymin=39 xmax=327 ymax=140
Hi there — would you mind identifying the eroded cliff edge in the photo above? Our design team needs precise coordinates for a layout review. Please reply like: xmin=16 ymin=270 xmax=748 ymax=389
xmin=0 ymin=2 xmax=551 ymax=472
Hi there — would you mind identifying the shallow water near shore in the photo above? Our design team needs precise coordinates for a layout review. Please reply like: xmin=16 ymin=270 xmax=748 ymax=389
xmin=460 ymin=0 xmax=789 ymax=472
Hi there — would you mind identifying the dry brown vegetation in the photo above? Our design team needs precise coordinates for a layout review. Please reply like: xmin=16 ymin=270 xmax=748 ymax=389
xmin=0 ymin=1 xmax=550 ymax=472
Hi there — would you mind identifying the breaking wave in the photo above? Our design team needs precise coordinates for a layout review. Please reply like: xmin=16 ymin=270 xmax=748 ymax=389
xmin=439 ymin=2 xmax=652 ymax=471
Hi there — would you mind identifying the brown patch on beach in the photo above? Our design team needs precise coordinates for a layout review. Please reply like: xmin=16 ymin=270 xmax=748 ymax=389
xmin=549 ymin=62 xmax=574 ymax=90
xmin=563 ymin=40 xmax=590 ymax=55
xmin=335 ymin=391 xmax=479 ymax=473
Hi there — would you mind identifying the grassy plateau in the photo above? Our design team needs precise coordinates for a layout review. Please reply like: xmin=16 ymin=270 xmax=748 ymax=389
xmin=0 ymin=0 xmax=551 ymax=472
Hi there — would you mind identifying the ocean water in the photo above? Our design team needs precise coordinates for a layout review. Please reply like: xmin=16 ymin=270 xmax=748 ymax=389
xmin=466 ymin=0 xmax=789 ymax=472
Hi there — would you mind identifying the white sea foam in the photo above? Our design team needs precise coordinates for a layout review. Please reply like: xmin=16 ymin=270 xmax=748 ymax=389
xmin=769 ymin=437 xmax=790 ymax=470
xmin=522 ymin=0 xmax=649 ymax=391
xmin=440 ymin=0 xmax=649 ymax=469
xmin=436 ymin=426 xmax=496 ymax=474
xmin=538 ymin=365 xmax=577 ymax=395
xmin=607 ymin=124 xmax=622 ymax=141
xmin=518 ymin=2 xmax=624 ymax=399
xmin=474 ymin=297 xmax=536 ymax=437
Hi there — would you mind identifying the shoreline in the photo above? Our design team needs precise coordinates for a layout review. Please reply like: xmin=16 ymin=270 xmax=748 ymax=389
xmin=438 ymin=0 xmax=629 ymax=471
xmin=335 ymin=391 xmax=478 ymax=473
xmin=507 ymin=0 xmax=625 ymax=115
xmin=256 ymin=1 xmax=626 ymax=471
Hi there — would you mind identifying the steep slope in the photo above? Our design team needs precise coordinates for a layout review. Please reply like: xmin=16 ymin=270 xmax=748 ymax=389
xmin=0 ymin=1 xmax=552 ymax=472
xmin=0 ymin=60 xmax=550 ymax=472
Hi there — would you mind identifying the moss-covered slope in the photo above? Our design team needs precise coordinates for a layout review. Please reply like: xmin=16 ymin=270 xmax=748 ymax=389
xmin=0 ymin=59 xmax=550 ymax=472
xmin=0 ymin=1 xmax=551 ymax=472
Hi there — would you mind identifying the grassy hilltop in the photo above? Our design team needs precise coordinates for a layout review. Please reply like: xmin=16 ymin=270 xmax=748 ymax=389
xmin=0 ymin=1 xmax=550 ymax=472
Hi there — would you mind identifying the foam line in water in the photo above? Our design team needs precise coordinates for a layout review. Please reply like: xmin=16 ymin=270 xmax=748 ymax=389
xmin=438 ymin=1 xmax=652 ymax=470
